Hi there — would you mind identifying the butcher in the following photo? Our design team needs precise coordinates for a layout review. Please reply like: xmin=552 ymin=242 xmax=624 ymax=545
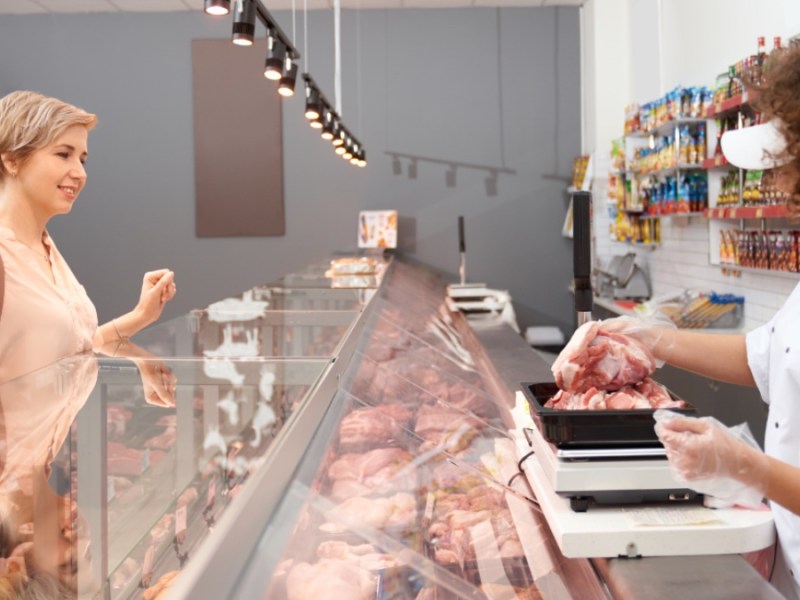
xmin=596 ymin=43 xmax=800 ymax=600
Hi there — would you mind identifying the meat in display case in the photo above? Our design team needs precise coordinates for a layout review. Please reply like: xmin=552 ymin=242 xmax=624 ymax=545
xmin=0 ymin=256 xmax=621 ymax=599
xmin=0 ymin=351 xmax=327 ymax=599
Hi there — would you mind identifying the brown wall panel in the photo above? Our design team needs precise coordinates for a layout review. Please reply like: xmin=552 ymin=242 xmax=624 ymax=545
xmin=192 ymin=39 xmax=285 ymax=237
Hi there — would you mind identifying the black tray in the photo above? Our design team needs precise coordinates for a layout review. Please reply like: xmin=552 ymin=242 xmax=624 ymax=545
xmin=520 ymin=381 xmax=697 ymax=449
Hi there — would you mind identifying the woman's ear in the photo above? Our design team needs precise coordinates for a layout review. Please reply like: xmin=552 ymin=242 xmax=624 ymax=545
xmin=0 ymin=153 xmax=18 ymax=177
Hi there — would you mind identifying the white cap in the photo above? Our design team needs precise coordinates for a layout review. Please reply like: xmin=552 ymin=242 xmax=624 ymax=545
xmin=720 ymin=120 xmax=788 ymax=170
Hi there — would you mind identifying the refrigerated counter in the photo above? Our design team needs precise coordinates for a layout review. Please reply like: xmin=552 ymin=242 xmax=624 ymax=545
xmin=0 ymin=256 xmax=779 ymax=599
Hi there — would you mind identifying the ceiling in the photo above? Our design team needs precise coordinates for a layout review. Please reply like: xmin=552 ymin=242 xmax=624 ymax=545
xmin=0 ymin=0 xmax=584 ymax=14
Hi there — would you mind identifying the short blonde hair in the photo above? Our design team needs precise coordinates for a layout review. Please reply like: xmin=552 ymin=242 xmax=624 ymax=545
xmin=0 ymin=91 xmax=97 ymax=181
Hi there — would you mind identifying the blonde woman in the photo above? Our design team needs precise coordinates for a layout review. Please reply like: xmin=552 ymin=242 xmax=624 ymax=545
xmin=0 ymin=91 xmax=176 ymax=383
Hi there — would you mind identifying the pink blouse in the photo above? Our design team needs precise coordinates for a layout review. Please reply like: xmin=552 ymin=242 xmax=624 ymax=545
xmin=0 ymin=226 xmax=98 ymax=383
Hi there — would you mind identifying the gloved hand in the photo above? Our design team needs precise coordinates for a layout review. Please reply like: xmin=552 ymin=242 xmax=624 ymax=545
xmin=654 ymin=409 xmax=768 ymax=509
xmin=598 ymin=315 xmax=677 ymax=367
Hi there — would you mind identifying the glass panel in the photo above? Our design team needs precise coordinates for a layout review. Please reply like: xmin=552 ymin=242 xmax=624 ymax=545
xmin=127 ymin=311 xmax=359 ymax=359
xmin=0 ymin=354 xmax=327 ymax=599
xmin=233 ymin=389 xmax=605 ymax=599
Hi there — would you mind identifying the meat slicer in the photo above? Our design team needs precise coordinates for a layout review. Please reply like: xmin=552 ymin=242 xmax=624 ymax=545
xmin=596 ymin=253 xmax=651 ymax=300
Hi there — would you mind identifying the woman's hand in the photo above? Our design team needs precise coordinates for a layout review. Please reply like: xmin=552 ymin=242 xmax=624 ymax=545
xmin=135 ymin=269 xmax=176 ymax=327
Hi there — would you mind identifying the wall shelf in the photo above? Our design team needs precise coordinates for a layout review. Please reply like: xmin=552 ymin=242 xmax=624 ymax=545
xmin=626 ymin=118 xmax=708 ymax=140
xmin=705 ymin=205 xmax=788 ymax=219
xmin=716 ymin=264 xmax=800 ymax=279
xmin=640 ymin=211 xmax=706 ymax=219
xmin=702 ymin=155 xmax=731 ymax=170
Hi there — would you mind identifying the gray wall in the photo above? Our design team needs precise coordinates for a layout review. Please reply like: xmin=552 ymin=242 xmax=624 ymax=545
xmin=0 ymin=7 xmax=580 ymax=335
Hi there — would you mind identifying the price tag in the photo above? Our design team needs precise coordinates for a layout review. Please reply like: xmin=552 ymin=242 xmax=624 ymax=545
xmin=141 ymin=447 xmax=150 ymax=473
xmin=141 ymin=544 xmax=155 ymax=586
xmin=207 ymin=479 xmax=216 ymax=510
xmin=729 ymin=208 xmax=737 ymax=219
xmin=423 ymin=492 xmax=435 ymax=524
xmin=715 ymin=156 xmax=722 ymax=167
xmin=176 ymin=505 xmax=187 ymax=539
xmin=756 ymin=208 xmax=763 ymax=218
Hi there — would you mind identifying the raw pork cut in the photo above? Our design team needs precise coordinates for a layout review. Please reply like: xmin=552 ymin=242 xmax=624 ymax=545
xmin=544 ymin=378 xmax=684 ymax=411
xmin=338 ymin=404 xmax=412 ymax=448
xmin=551 ymin=321 xmax=656 ymax=393
xmin=327 ymin=448 xmax=416 ymax=501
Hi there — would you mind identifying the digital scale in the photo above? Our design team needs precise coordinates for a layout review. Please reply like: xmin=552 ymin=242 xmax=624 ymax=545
xmin=514 ymin=419 xmax=775 ymax=559
xmin=511 ymin=192 xmax=775 ymax=559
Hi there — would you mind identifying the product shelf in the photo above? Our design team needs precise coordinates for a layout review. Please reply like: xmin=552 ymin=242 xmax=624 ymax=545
xmin=702 ymin=155 xmax=732 ymax=170
xmin=632 ymin=163 xmax=706 ymax=178
xmin=626 ymin=117 xmax=708 ymax=140
xmin=705 ymin=91 xmax=758 ymax=119
xmin=705 ymin=205 xmax=788 ymax=219
xmin=717 ymin=264 xmax=800 ymax=279
xmin=640 ymin=211 xmax=706 ymax=220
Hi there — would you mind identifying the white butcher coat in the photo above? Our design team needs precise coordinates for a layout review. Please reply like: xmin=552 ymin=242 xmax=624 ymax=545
xmin=747 ymin=280 xmax=800 ymax=599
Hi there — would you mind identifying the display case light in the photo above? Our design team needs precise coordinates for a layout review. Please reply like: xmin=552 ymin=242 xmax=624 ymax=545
xmin=204 ymin=0 xmax=231 ymax=16
xmin=232 ymin=0 xmax=256 ymax=46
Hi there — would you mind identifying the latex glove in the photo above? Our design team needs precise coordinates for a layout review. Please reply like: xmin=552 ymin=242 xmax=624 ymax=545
xmin=598 ymin=315 xmax=677 ymax=367
xmin=654 ymin=409 xmax=768 ymax=508
xmin=136 ymin=269 xmax=177 ymax=327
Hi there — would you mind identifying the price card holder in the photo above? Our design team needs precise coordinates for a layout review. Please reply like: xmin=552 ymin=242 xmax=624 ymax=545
xmin=358 ymin=210 xmax=398 ymax=249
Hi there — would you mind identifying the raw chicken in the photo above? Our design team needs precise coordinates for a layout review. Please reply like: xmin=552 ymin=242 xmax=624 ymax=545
xmin=320 ymin=492 xmax=417 ymax=533
xmin=338 ymin=404 xmax=412 ymax=448
xmin=551 ymin=321 xmax=656 ymax=393
xmin=316 ymin=541 xmax=399 ymax=571
xmin=285 ymin=559 xmax=375 ymax=600
xmin=327 ymin=448 xmax=417 ymax=501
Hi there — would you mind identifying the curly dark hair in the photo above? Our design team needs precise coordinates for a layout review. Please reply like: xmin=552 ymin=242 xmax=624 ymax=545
xmin=754 ymin=42 xmax=800 ymax=214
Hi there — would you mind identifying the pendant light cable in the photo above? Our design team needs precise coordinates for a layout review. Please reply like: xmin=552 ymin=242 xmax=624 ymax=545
xmin=292 ymin=0 xmax=297 ymax=51
xmin=334 ymin=0 xmax=342 ymax=115
xmin=303 ymin=0 xmax=308 ymax=71
xmin=356 ymin=0 xmax=362 ymax=135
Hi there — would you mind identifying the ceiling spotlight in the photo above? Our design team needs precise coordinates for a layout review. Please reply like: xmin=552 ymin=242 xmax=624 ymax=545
xmin=278 ymin=57 xmax=298 ymax=97
xmin=485 ymin=171 xmax=498 ymax=197
xmin=264 ymin=35 xmax=285 ymax=80
xmin=232 ymin=0 xmax=256 ymax=46
xmin=310 ymin=119 xmax=323 ymax=129
xmin=408 ymin=159 xmax=417 ymax=180
xmin=343 ymin=147 xmax=353 ymax=160
xmin=204 ymin=0 xmax=230 ymax=15
xmin=304 ymin=85 xmax=322 ymax=121
xmin=321 ymin=112 xmax=335 ymax=140
xmin=330 ymin=121 xmax=343 ymax=145
xmin=392 ymin=156 xmax=401 ymax=175
xmin=335 ymin=146 xmax=346 ymax=155
xmin=333 ymin=128 xmax=345 ymax=147
xmin=446 ymin=164 xmax=457 ymax=188
xmin=349 ymin=143 xmax=361 ymax=165
xmin=357 ymin=152 xmax=367 ymax=168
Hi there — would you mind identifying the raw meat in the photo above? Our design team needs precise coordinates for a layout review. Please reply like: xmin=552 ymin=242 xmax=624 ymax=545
xmin=551 ymin=321 xmax=656 ymax=393
xmin=338 ymin=404 xmax=412 ymax=448
xmin=327 ymin=448 xmax=416 ymax=501
xmin=320 ymin=492 xmax=417 ymax=533
xmin=316 ymin=541 xmax=399 ymax=571
xmin=544 ymin=378 xmax=684 ymax=411
xmin=285 ymin=559 xmax=375 ymax=600
xmin=415 ymin=404 xmax=485 ymax=453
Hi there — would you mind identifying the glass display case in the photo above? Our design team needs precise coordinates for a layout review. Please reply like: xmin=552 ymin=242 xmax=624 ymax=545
xmin=0 ymin=351 xmax=328 ymax=599
xmin=0 ymin=256 xmax=609 ymax=600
